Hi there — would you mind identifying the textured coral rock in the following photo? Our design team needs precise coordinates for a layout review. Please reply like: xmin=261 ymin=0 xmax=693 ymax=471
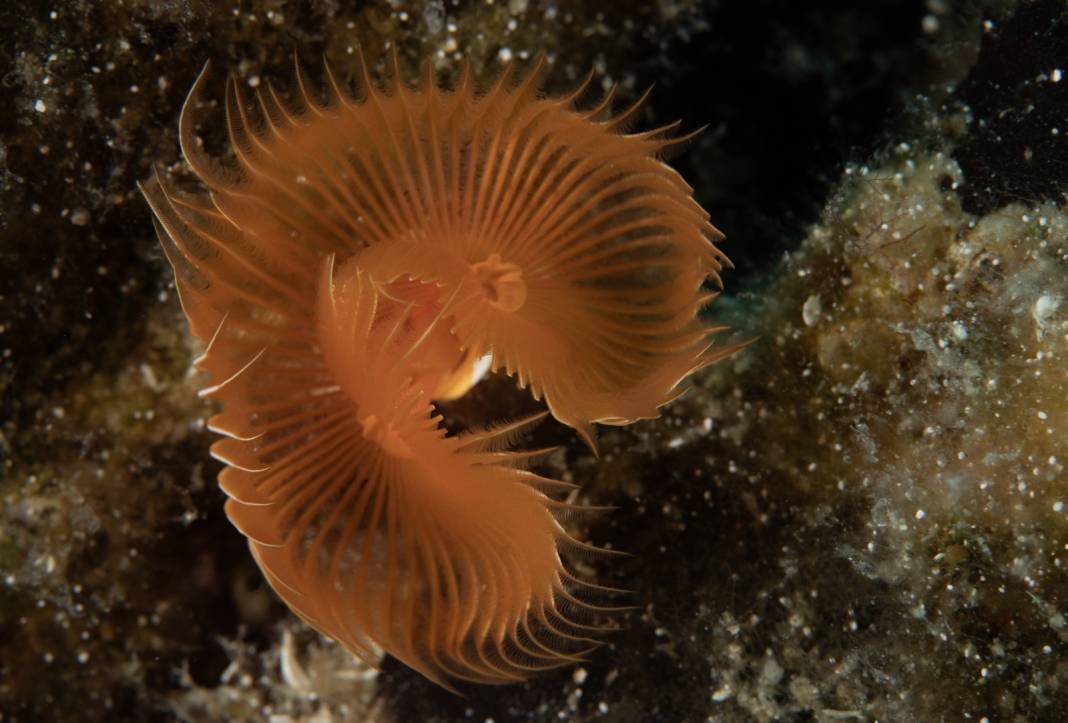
xmin=677 ymin=148 xmax=1068 ymax=721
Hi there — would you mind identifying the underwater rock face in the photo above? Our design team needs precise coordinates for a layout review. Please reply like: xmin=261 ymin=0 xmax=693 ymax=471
xmin=4 ymin=0 xmax=1066 ymax=721
xmin=675 ymin=148 xmax=1067 ymax=722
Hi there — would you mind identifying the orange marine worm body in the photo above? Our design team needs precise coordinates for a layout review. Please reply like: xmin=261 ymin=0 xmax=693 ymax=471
xmin=142 ymin=51 xmax=735 ymax=689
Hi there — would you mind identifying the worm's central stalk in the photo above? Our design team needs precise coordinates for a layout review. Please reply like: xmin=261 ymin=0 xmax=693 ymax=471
xmin=470 ymin=253 xmax=527 ymax=313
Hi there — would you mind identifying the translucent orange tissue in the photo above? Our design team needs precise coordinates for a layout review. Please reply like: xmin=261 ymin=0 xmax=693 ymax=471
xmin=140 ymin=50 xmax=738 ymax=689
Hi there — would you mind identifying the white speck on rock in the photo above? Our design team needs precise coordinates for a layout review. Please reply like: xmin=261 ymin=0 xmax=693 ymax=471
xmin=423 ymin=0 xmax=444 ymax=34
xmin=1032 ymin=294 xmax=1061 ymax=338
xmin=802 ymin=294 xmax=822 ymax=326
xmin=761 ymin=654 xmax=784 ymax=685
xmin=279 ymin=629 xmax=311 ymax=691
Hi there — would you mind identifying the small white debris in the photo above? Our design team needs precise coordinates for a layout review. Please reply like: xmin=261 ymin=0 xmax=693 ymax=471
xmin=802 ymin=294 xmax=822 ymax=326
xmin=423 ymin=0 xmax=444 ymax=34
xmin=1032 ymin=294 xmax=1061 ymax=338
xmin=279 ymin=629 xmax=312 ymax=691
xmin=761 ymin=655 xmax=784 ymax=685
xmin=34 ymin=99 xmax=46 ymax=113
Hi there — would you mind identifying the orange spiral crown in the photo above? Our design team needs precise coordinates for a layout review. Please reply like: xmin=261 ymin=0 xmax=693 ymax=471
xmin=141 ymin=50 xmax=737 ymax=690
